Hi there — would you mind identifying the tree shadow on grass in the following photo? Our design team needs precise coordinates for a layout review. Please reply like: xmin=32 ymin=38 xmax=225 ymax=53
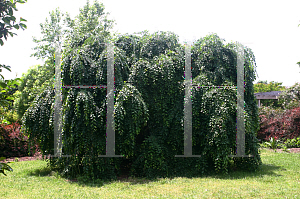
xmin=75 ymin=162 xmax=285 ymax=187
xmin=27 ymin=165 xmax=55 ymax=177
xmin=79 ymin=162 xmax=284 ymax=187
xmin=210 ymin=163 xmax=285 ymax=180
xmin=26 ymin=156 xmax=286 ymax=188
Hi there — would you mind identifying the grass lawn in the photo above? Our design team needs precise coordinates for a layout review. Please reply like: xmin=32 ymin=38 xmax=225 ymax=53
xmin=0 ymin=148 xmax=299 ymax=199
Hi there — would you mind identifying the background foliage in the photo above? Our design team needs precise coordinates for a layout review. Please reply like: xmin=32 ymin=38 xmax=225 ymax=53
xmin=13 ymin=64 xmax=53 ymax=124
xmin=0 ymin=121 xmax=39 ymax=157
xmin=257 ymin=83 xmax=300 ymax=142
xmin=0 ymin=0 xmax=28 ymax=176
xmin=0 ymin=0 xmax=27 ymax=46
xmin=278 ymin=83 xmax=300 ymax=110
xmin=257 ymin=106 xmax=300 ymax=142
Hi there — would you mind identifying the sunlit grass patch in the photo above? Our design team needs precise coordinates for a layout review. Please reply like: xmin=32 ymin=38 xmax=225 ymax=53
xmin=0 ymin=148 xmax=299 ymax=198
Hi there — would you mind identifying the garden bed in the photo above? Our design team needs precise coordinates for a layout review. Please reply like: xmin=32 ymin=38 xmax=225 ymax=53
xmin=0 ymin=151 xmax=44 ymax=163
xmin=2 ymin=148 xmax=300 ymax=163
xmin=263 ymin=148 xmax=300 ymax=153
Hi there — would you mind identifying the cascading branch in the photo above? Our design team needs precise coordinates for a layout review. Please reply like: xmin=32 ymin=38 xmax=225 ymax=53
xmin=21 ymin=30 xmax=262 ymax=181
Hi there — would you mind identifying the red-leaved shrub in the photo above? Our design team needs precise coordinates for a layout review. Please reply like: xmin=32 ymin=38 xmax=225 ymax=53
xmin=257 ymin=107 xmax=300 ymax=142
xmin=0 ymin=121 xmax=40 ymax=158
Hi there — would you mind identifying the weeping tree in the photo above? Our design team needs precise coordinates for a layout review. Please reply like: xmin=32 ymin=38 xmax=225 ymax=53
xmin=22 ymin=31 xmax=262 ymax=181
xmin=21 ymin=2 xmax=261 ymax=182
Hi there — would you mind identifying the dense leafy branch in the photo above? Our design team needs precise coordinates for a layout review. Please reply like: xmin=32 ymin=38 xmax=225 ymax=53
xmin=0 ymin=0 xmax=27 ymax=46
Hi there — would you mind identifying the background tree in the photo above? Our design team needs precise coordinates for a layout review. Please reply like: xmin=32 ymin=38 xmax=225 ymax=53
xmin=13 ymin=64 xmax=53 ymax=123
xmin=0 ymin=0 xmax=26 ymax=123
xmin=254 ymin=80 xmax=286 ymax=93
xmin=278 ymin=82 xmax=300 ymax=110
xmin=0 ymin=78 xmax=20 ymax=124
xmin=28 ymin=0 xmax=115 ymax=119
xmin=31 ymin=7 xmax=74 ymax=69
xmin=31 ymin=0 xmax=114 ymax=65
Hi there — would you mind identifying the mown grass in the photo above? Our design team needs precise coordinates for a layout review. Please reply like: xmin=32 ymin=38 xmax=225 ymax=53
xmin=0 ymin=147 xmax=299 ymax=199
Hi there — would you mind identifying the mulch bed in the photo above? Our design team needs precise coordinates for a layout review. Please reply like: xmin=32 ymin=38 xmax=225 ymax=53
xmin=266 ymin=148 xmax=300 ymax=153
xmin=0 ymin=151 xmax=45 ymax=163
xmin=2 ymin=148 xmax=300 ymax=163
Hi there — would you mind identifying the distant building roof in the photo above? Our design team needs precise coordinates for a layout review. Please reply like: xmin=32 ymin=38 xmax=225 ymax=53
xmin=254 ymin=91 xmax=283 ymax=100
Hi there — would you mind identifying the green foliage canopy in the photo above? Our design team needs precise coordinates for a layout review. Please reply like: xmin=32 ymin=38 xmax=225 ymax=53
xmin=21 ymin=1 xmax=261 ymax=181
xmin=22 ymin=31 xmax=262 ymax=181
xmin=13 ymin=64 xmax=53 ymax=123
xmin=0 ymin=0 xmax=27 ymax=46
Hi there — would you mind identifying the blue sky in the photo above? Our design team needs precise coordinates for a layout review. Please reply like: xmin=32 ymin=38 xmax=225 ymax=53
xmin=1 ymin=0 xmax=300 ymax=87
